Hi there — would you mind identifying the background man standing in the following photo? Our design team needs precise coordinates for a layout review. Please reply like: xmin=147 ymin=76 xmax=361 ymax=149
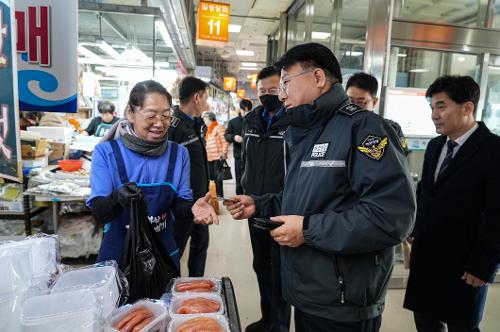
xmin=404 ymin=75 xmax=500 ymax=332
xmin=168 ymin=76 xmax=210 ymax=277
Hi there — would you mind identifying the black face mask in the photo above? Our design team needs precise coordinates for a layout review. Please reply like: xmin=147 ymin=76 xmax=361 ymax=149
xmin=259 ymin=94 xmax=282 ymax=111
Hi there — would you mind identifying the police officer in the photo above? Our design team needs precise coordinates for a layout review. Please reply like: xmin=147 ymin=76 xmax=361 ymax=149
xmin=225 ymin=43 xmax=416 ymax=332
xmin=168 ymin=76 xmax=211 ymax=277
xmin=346 ymin=72 xmax=409 ymax=155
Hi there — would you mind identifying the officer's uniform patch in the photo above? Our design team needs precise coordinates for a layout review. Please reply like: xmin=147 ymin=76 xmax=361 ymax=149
xmin=400 ymin=137 xmax=408 ymax=150
xmin=357 ymin=135 xmax=388 ymax=160
xmin=311 ymin=142 xmax=329 ymax=159
xmin=338 ymin=103 xmax=365 ymax=117
xmin=170 ymin=116 xmax=180 ymax=128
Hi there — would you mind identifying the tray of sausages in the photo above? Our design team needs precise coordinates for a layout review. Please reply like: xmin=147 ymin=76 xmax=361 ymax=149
xmin=169 ymin=293 xmax=225 ymax=318
xmin=168 ymin=314 xmax=230 ymax=332
xmin=171 ymin=277 xmax=222 ymax=296
xmin=106 ymin=300 xmax=167 ymax=332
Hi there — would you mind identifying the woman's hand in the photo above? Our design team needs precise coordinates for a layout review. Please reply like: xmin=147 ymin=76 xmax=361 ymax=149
xmin=192 ymin=192 xmax=219 ymax=225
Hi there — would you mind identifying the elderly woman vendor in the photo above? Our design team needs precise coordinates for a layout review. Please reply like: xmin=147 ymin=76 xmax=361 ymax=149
xmin=87 ymin=80 xmax=217 ymax=268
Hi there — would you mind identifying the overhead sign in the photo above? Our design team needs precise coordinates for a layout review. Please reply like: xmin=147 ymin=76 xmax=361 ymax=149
xmin=196 ymin=1 xmax=229 ymax=47
xmin=236 ymin=88 xmax=246 ymax=99
xmin=223 ymin=77 xmax=236 ymax=91
xmin=249 ymin=74 xmax=257 ymax=89
xmin=0 ymin=0 xmax=23 ymax=182
xmin=15 ymin=0 xmax=77 ymax=113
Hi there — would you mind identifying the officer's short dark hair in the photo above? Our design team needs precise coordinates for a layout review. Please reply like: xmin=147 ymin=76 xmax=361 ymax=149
xmin=179 ymin=76 xmax=208 ymax=104
xmin=97 ymin=101 xmax=115 ymax=114
xmin=128 ymin=80 xmax=172 ymax=112
xmin=257 ymin=66 xmax=280 ymax=83
xmin=239 ymin=99 xmax=253 ymax=111
xmin=426 ymin=75 xmax=480 ymax=112
xmin=346 ymin=72 xmax=378 ymax=97
xmin=274 ymin=42 xmax=342 ymax=84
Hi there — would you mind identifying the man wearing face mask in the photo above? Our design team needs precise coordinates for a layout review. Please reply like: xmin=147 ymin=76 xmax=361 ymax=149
xmin=240 ymin=66 xmax=291 ymax=332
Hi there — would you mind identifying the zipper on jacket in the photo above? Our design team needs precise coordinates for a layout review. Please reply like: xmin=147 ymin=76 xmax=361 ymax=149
xmin=334 ymin=255 xmax=346 ymax=304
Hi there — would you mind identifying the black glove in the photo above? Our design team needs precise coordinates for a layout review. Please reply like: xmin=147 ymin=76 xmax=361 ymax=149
xmin=110 ymin=182 xmax=143 ymax=209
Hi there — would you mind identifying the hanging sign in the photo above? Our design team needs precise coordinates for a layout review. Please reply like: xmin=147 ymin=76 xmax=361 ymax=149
xmin=15 ymin=0 xmax=78 ymax=113
xmin=223 ymin=77 xmax=236 ymax=91
xmin=236 ymin=88 xmax=246 ymax=99
xmin=196 ymin=1 xmax=230 ymax=47
xmin=249 ymin=74 xmax=257 ymax=89
xmin=0 ymin=0 xmax=22 ymax=181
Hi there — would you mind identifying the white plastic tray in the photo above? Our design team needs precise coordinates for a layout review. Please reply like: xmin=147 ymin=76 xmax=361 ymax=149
xmin=169 ymin=293 xmax=224 ymax=318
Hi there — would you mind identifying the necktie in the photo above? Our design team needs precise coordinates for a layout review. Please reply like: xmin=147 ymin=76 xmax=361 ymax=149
xmin=438 ymin=140 xmax=458 ymax=176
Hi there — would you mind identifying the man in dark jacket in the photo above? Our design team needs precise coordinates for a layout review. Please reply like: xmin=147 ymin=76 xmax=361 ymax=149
xmin=240 ymin=66 xmax=291 ymax=332
xmin=404 ymin=75 xmax=500 ymax=332
xmin=168 ymin=76 xmax=210 ymax=277
xmin=225 ymin=99 xmax=252 ymax=195
xmin=346 ymin=72 xmax=409 ymax=155
xmin=225 ymin=43 xmax=415 ymax=332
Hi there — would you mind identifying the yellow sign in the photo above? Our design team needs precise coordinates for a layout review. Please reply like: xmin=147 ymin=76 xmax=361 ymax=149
xmin=223 ymin=77 xmax=236 ymax=91
xmin=249 ymin=74 xmax=257 ymax=89
xmin=237 ymin=89 xmax=246 ymax=99
xmin=196 ymin=1 xmax=230 ymax=46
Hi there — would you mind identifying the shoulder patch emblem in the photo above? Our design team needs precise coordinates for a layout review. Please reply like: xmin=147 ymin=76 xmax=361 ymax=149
xmin=338 ymin=103 xmax=365 ymax=117
xmin=400 ymin=137 xmax=408 ymax=150
xmin=357 ymin=135 xmax=388 ymax=160
xmin=170 ymin=116 xmax=180 ymax=128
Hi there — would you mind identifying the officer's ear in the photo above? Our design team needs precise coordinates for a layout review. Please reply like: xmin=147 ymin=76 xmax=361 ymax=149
xmin=372 ymin=96 xmax=379 ymax=108
xmin=313 ymin=68 xmax=329 ymax=89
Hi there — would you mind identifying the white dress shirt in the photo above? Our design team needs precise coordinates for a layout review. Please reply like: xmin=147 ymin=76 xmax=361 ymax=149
xmin=434 ymin=122 xmax=479 ymax=181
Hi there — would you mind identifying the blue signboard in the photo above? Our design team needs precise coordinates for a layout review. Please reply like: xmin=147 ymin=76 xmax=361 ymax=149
xmin=0 ymin=0 xmax=22 ymax=181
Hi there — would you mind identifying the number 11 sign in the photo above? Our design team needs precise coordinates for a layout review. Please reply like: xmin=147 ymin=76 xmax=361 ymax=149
xmin=196 ymin=1 xmax=229 ymax=47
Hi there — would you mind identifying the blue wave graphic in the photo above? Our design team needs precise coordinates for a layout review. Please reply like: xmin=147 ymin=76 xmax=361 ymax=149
xmin=18 ymin=70 xmax=76 ymax=107
xmin=20 ymin=98 xmax=77 ymax=113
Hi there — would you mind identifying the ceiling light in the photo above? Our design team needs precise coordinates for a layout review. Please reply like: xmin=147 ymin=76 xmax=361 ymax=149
xmin=121 ymin=47 xmax=151 ymax=64
xmin=397 ymin=53 xmax=407 ymax=57
xmin=240 ymin=67 xmax=259 ymax=71
xmin=155 ymin=19 xmax=173 ymax=48
xmin=97 ymin=40 xmax=121 ymax=60
xmin=236 ymin=50 xmax=254 ymax=56
xmin=229 ymin=24 xmax=241 ymax=33
xmin=78 ymin=45 xmax=103 ymax=61
xmin=345 ymin=51 xmax=363 ymax=56
xmin=241 ymin=62 xmax=257 ymax=67
xmin=409 ymin=68 xmax=428 ymax=73
xmin=312 ymin=31 xmax=330 ymax=40
xmin=457 ymin=56 xmax=466 ymax=62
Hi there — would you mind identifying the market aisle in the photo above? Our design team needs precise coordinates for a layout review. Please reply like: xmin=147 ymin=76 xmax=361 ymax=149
xmin=180 ymin=157 xmax=500 ymax=331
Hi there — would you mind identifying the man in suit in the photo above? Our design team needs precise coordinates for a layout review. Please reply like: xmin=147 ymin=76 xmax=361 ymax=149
xmin=404 ymin=75 xmax=500 ymax=332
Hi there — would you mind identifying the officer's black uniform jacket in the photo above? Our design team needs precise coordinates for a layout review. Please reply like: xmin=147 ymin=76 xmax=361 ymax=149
xmin=168 ymin=106 xmax=209 ymax=200
xmin=224 ymin=114 xmax=244 ymax=159
xmin=240 ymin=106 xmax=290 ymax=196
xmin=253 ymin=84 xmax=416 ymax=322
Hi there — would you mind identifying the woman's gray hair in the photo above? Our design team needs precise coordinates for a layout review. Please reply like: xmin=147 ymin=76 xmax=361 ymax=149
xmin=203 ymin=112 xmax=217 ymax=121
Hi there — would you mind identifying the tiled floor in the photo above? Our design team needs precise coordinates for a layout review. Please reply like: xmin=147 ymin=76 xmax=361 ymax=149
xmin=180 ymin=177 xmax=500 ymax=332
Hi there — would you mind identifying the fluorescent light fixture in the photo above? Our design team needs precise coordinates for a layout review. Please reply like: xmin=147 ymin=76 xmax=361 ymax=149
xmin=236 ymin=50 xmax=254 ymax=56
xmin=241 ymin=62 xmax=257 ymax=67
xmin=345 ymin=51 xmax=363 ymax=56
xmin=78 ymin=44 xmax=103 ymax=61
xmin=240 ymin=67 xmax=259 ymax=71
xmin=409 ymin=68 xmax=428 ymax=73
xmin=229 ymin=24 xmax=241 ymax=33
xmin=312 ymin=31 xmax=331 ymax=40
xmin=457 ymin=56 xmax=466 ymax=62
xmin=397 ymin=53 xmax=407 ymax=57
xmin=200 ymin=77 xmax=211 ymax=82
xmin=97 ymin=40 xmax=121 ymax=60
xmin=155 ymin=19 xmax=174 ymax=48
xmin=121 ymin=47 xmax=152 ymax=64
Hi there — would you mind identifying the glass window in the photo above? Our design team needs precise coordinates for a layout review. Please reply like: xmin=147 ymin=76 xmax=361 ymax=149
xmin=494 ymin=0 xmax=500 ymax=29
xmin=483 ymin=55 xmax=500 ymax=136
xmin=395 ymin=0 xmax=481 ymax=27
xmin=311 ymin=0 xmax=333 ymax=47
xmin=387 ymin=47 xmax=480 ymax=88
xmin=289 ymin=4 xmax=306 ymax=48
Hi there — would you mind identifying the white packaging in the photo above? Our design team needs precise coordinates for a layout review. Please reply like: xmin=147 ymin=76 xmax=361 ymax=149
xmin=106 ymin=300 xmax=167 ymax=332
xmin=51 ymin=264 xmax=120 ymax=320
xmin=168 ymin=314 xmax=230 ymax=332
xmin=169 ymin=293 xmax=224 ymax=318
xmin=0 ymin=294 xmax=23 ymax=331
xmin=27 ymin=126 xmax=73 ymax=144
xmin=171 ymin=277 xmax=222 ymax=297
xmin=20 ymin=289 xmax=99 ymax=332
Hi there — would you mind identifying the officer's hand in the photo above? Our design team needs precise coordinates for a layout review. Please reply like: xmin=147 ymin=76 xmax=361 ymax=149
xmin=223 ymin=195 xmax=256 ymax=220
xmin=270 ymin=215 xmax=305 ymax=248
xmin=234 ymin=135 xmax=243 ymax=143
xmin=193 ymin=192 xmax=219 ymax=225
xmin=111 ymin=183 xmax=143 ymax=209
xmin=461 ymin=272 xmax=487 ymax=288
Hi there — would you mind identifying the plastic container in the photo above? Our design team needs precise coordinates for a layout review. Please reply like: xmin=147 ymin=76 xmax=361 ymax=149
xmin=0 ymin=245 xmax=33 ymax=296
xmin=58 ymin=159 xmax=83 ymax=172
xmin=106 ymin=300 xmax=168 ymax=332
xmin=51 ymin=264 xmax=119 ymax=319
xmin=0 ymin=294 xmax=23 ymax=331
xmin=171 ymin=277 xmax=222 ymax=296
xmin=168 ymin=314 xmax=230 ymax=332
xmin=20 ymin=289 xmax=99 ymax=332
xmin=169 ymin=293 xmax=224 ymax=318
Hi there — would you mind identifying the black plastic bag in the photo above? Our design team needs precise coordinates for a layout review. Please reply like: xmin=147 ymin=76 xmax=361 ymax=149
xmin=119 ymin=197 xmax=179 ymax=303
xmin=217 ymin=159 xmax=233 ymax=181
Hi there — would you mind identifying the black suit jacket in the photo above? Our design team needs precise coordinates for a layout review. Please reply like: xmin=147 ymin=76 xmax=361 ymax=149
xmin=404 ymin=122 xmax=500 ymax=328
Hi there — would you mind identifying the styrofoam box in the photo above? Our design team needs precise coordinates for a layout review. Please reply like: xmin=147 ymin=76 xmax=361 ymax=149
xmin=169 ymin=293 xmax=224 ymax=318
xmin=168 ymin=314 xmax=230 ymax=332
xmin=171 ymin=277 xmax=222 ymax=297
xmin=27 ymin=126 xmax=73 ymax=143
xmin=51 ymin=265 xmax=119 ymax=320
xmin=20 ymin=289 xmax=99 ymax=332
xmin=106 ymin=300 xmax=167 ymax=332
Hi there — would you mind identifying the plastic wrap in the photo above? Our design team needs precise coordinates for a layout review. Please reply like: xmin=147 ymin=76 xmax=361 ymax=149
xmin=169 ymin=293 xmax=224 ymax=318
xmin=56 ymin=214 xmax=101 ymax=258
xmin=106 ymin=299 xmax=168 ymax=332
xmin=51 ymin=260 xmax=128 ymax=320
xmin=171 ymin=277 xmax=222 ymax=297
xmin=168 ymin=314 xmax=230 ymax=332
